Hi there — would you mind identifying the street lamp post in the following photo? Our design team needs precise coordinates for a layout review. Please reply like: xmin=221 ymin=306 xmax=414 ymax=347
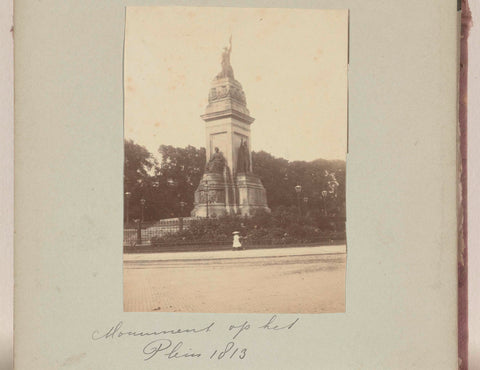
xmin=140 ymin=198 xmax=146 ymax=223
xmin=135 ymin=219 xmax=142 ymax=244
xmin=137 ymin=198 xmax=146 ymax=244
xmin=295 ymin=185 xmax=302 ymax=219
xmin=205 ymin=180 xmax=209 ymax=218
xmin=321 ymin=190 xmax=328 ymax=216
xmin=303 ymin=196 xmax=309 ymax=216
xmin=179 ymin=201 xmax=186 ymax=217
xmin=125 ymin=192 xmax=131 ymax=226
xmin=179 ymin=201 xmax=187 ymax=232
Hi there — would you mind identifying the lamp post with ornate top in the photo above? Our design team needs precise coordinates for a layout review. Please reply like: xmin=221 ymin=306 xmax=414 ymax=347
xmin=179 ymin=201 xmax=187 ymax=231
xmin=125 ymin=192 xmax=131 ymax=226
xmin=321 ymin=190 xmax=328 ymax=216
xmin=140 ymin=198 xmax=146 ymax=223
xmin=205 ymin=180 xmax=209 ymax=218
xmin=303 ymin=196 xmax=309 ymax=219
xmin=295 ymin=185 xmax=302 ymax=219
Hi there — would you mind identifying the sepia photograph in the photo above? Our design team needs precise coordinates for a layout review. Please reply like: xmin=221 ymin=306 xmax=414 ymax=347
xmin=123 ymin=7 xmax=348 ymax=313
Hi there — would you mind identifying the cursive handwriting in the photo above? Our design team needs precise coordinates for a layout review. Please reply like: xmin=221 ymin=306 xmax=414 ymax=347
xmin=143 ymin=339 xmax=202 ymax=361
xmin=228 ymin=315 xmax=299 ymax=339
xmin=91 ymin=316 xmax=299 ymax=361
xmin=210 ymin=341 xmax=247 ymax=360
xmin=258 ymin=315 xmax=299 ymax=331
xmin=92 ymin=321 xmax=215 ymax=341
xmin=229 ymin=320 xmax=250 ymax=339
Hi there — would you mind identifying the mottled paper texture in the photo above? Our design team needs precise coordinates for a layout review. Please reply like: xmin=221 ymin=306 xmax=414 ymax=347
xmin=14 ymin=1 xmax=458 ymax=369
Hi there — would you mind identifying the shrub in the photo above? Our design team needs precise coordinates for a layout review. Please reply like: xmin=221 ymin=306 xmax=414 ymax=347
xmin=149 ymin=209 xmax=345 ymax=247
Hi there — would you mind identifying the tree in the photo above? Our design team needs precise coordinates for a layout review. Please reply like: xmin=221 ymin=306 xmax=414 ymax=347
xmin=155 ymin=145 xmax=206 ymax=218
xmin=252 ymin=151 xmax=291 ymax=208
xmin=124 ymin=139 xmax=158 ymax=223
xmin=253 ymin=151 xmax=346 ymax=219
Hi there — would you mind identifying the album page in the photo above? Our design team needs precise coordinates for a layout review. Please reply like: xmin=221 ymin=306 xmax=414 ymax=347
xmin=14 ymin=1 xmax=459 ymax=368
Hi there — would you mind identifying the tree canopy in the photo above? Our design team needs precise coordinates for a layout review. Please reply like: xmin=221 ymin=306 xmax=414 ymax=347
xmin=124 ymin=140 xmax=345 ymax=223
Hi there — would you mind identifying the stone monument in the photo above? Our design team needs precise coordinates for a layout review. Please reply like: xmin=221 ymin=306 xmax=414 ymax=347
xmin=191 ymin=38 xmax=270 ymax=217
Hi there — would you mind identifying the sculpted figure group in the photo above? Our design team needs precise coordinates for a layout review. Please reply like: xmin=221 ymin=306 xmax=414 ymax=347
xmin=216 ymin=36 xmax=234 ymax=79
xmin=236 ymin=139 xmax=250 ymax=173
xmin=205 ymin=147 xmax=225 ymax=173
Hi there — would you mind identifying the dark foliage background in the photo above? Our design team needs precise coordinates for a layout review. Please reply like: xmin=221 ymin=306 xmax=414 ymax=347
xmin=124 ymin=140 xmax=346 ymax=224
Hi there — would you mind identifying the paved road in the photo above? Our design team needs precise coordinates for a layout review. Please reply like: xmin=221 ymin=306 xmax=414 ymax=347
xmin=124 ymin=245 xmax=346 ymax=313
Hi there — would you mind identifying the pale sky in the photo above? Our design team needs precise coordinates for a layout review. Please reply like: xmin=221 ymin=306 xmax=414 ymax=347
xmin=124 ymin=7 xmax=348 ymax=162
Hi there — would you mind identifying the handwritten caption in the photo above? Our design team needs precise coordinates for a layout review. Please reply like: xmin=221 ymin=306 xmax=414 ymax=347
xmin=92 ymin=315 xmax=299 ymax=361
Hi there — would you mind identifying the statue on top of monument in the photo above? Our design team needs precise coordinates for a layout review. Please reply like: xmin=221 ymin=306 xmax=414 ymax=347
xmin=236 ymin=138 xmax=251 ymax=173
xmin=216 ymin=35 xmax=234 ymax=79
xmin=205 ymin=147 xmax=226 ymax=173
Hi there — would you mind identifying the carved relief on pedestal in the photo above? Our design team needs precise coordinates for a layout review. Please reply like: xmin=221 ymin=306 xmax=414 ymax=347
xmin=207 ymin=189 xmax=220 ymax=204
xmin=208 ymin=85 xmax=246 ymax=104
xmin=198 ymin=190 xmax=205 ymax=203
xmin=248 ymin=189 xmax=261 ymax=204
xmin=209 ymin=88 xmax=217 ymax=101
xmin=198 ymin=188 xmax=225 ymax=204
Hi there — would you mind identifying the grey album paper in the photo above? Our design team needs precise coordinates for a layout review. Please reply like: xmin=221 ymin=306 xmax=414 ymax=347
xmin=14 ymin=1 xmax=458 ymax=369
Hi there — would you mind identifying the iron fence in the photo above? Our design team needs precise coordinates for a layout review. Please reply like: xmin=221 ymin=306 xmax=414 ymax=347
xmin=123 ymin=217 xmax=200 ymax=246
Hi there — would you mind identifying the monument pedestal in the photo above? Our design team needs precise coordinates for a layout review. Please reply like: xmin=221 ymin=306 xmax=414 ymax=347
xmin=191 ymin=171 xmax=270 ymax=217
xmin=191 ymin=172 xmax=235 ymax=218
xmin=235 ymin=173 xmax=270 ymax=216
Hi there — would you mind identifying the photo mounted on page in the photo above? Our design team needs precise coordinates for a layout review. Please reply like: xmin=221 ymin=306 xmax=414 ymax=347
xmin=123 ymin=7 xmax=348 ymax=313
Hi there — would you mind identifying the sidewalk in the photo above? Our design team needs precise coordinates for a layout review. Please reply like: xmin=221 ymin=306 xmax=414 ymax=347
xmin=124 ymin=245 xmax=347 ymax=312
xmin=124 ymin=244 xmax=346 ymax=262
